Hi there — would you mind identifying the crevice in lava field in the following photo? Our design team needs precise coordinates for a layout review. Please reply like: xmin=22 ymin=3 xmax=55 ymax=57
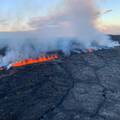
xmin=0 ymin=35 xmax=120 ymax=120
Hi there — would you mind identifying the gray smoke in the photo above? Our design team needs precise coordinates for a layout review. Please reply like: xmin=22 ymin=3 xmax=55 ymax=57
xmin=0 ymin=0 xmax=119 ymax=66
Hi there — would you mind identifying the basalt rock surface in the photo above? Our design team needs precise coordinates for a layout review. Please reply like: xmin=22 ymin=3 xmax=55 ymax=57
xmin=0 ymin=35 xmax=120 ymax=120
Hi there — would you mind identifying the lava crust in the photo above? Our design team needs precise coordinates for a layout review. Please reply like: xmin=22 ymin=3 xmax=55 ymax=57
xmin=0 ymin=35 xmax=120 ymax=120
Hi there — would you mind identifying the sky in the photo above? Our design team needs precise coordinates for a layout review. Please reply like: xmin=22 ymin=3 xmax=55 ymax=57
xmin=98 ymin=0 xmax=120 ymax=34
xmin=0 ymin=0 xmax=119 ymax=34
xmin=100 ymin=0 xmax=120 ymax=25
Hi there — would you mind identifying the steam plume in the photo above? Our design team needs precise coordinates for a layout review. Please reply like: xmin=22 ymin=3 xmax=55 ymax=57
xmin=0 ymin=0 xmax=119 ymax=66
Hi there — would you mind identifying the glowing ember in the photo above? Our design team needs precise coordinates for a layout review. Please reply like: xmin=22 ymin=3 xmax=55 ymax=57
xmin=12 ymin=54 xmax=59 ymax=67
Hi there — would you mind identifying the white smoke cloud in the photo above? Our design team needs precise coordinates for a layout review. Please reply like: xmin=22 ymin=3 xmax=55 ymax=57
xmin=0 ymin=0 xmax=119 ymax=66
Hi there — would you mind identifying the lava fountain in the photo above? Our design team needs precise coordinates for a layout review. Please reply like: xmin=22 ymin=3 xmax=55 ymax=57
xmin=0 ymin=54 xmax=59 ymax=70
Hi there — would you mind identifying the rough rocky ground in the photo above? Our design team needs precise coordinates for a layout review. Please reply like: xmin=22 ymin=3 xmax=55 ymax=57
xmin=0 ymin=35 xmax=120 ymax=120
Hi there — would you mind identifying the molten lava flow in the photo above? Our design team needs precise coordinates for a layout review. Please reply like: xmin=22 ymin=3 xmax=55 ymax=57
xmin=0 ymin=54 xmax=59 ymax=71
xmin=12 ymin=54 xmax=59 ymax=68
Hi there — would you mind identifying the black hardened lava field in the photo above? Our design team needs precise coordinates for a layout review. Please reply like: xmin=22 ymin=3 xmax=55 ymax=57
xmin=0 ymin=35 xmax=120 ymax=120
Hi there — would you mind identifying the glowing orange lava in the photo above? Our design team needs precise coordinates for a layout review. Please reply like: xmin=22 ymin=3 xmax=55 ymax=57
xmin=12 ymin=54 xmax=59 ymax=68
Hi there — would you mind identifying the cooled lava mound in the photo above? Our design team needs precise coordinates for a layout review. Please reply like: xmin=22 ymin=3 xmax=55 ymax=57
xmin=0 ymin=35 xmax=120 ymax=120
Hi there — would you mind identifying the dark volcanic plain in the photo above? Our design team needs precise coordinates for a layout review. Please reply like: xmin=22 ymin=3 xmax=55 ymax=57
xmin=0 ymin=35 xmax=120 ymax=120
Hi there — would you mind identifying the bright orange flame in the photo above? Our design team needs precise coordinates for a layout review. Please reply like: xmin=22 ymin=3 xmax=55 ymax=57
xmin=12 ymin=54 xmax=59 ymax=68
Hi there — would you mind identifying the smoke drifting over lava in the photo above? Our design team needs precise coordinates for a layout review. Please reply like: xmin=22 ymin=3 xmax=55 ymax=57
xmin=0 ymin=0 xmax=119 ymax=66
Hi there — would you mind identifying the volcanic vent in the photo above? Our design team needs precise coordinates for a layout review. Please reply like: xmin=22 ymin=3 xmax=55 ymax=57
xmin=0 ymin=0 xmax=120 ymax=119
xmin=0 ymin=35 xmax=120 ymax=120
xmin=0 ymin=0 xmax=119 ymax=67
xmin=0 ymin=54 xmax=59 ymax=70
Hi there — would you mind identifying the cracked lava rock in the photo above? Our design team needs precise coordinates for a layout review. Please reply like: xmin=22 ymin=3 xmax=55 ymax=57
xmin=0 ymin=35 xmax=120 ymax=120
